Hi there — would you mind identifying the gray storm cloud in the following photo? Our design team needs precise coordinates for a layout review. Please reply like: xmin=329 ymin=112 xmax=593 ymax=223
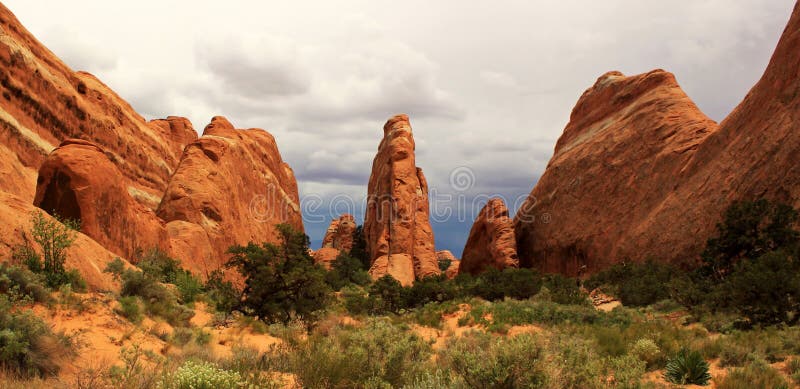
xmin=5 ymin=0 xmax=794 ymax=255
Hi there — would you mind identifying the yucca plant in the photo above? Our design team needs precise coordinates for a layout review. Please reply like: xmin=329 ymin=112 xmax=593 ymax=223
xmin=664 ymin=348 xmax=712 ymax=385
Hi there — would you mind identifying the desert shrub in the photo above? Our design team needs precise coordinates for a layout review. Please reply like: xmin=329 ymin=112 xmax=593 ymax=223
xmin=663 ymin=348 xmax=711 ymax=385
xmin=161 ymin=360 xmax=243 ymax=389
xmin=0 ymin=295 xmax=69 ymax=377
xmin=440 ymin=332 xmax=548 ymax=388
xmin=544 ymin=334 xmax=607 ymax=389
xmin=407 ymin=299 xmax=462 ymax=329
xmin=193 ymin=328 xmax=212 ymax=345
xmin=0 ymin=264 xmax=50 ymax=304
xmin=586 ymin=261 xmax=676 ymax=307
xmin=701 ymin=199 xmax=798 ymax=281
xmin=204 ymin=269 xmax=240 ymax=314
xmin=721 ymin=250 xmax=799 ymax=325
xmin=341 ymin=284 xmax=372 ymax=315
xmin=115 ymin=296 xmax=143 ymax=324
xmin=715 ymin=359 xmax=789 ymax=389
xmin=118 ymin=269 xmax=193 ymax=326
xmin=348 ymin=225 xmax=371 ymax=270
xmin=218 ymin=346 xmax=282 ymax=388
xmin=136 ymin=248 xmax=183 ymax=283
xmin=23 ymin=211 xmax=84 ymax=289
xmin=455 ymin=268 xmax=543 ymax=302
xmin=542 ymin=274 xmax=588 ymax=305
xmin=325 ymin=252 xmax=371 ymax=291
xmin=630 ymin=338 xmax=663 ymax=370
xmin=226 ymin=224 xmax=330 ymax=325
xmin=464 ymin=299 xmax=633 ymax=330
xmin=104 ymin=257 xmax=125 ymax=280
xmin=715 ymin=329 xmax=793 ymax=366
xmin=403 ymin=369 xmax=466 ymax=389
xmin=787 ymin=357 xmax=800 ymax=384
xmin=406 ymin=274 xmax=458 ymax=308
xmin=284 ymin=318 xmax=431 ymax=388
xmin=170 ymin=327 xmax=194 ymax=346
xmin=174 ymin=271 xmax=203 ymax=303
xmin=608 ymin=354 xmax=647 ymax=389
xmin=369 ymin=274 xmax=408 ymax=314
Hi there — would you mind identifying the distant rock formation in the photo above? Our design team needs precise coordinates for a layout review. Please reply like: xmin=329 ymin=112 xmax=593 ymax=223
xmin=322 ymin=214 xmax=356 ymax=252
xmin=364 ymin=114 xmax=439 ymax=284
xmin=514 ymin=1 xmax=800 ymax=275
xmin=460 ymin=198 xmax=519 ymax=275
xmin=436 ymin=250 xmax=460 ymax=279
xmin=313 ymin=214 xmax=357 ymax=269
xmin=157 ymin=116 xmax=304 ymax=276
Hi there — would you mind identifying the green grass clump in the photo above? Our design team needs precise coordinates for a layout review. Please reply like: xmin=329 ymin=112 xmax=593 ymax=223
xmin=115 ymin=296 xmax=143 ymax=324
xmin=664 ymin=348 xmax=711 ymax=386
xmin=715 ymin=359 xmax=789 ymax=389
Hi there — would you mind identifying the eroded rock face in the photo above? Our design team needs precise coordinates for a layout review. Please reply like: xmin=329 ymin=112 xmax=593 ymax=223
xmin=0 ymin=4 xmax=196 ymax=206
xmin=33 ymin=139 xmax=168 ymax=259
xmin=460 ymin=198 xmax=519 ymax=275
xmin=514 ymin=1 xmax=800 ymax=275
xmin=514 ymin=69 xmax=719 ymax=275
xmin=312 ymin=247 xmax=341 ymax=270
xmin=0 ymin=191 xmax=128 ymax=291
xmin=436 ymin=250 xmax=460 ymax=279
xmin=157 ymin=117 xmax=304 ymax=274
xmin=364 ymin=114 xmax=439 ymax=283
xmin=322 ymin=214 xmax=357 ymax=252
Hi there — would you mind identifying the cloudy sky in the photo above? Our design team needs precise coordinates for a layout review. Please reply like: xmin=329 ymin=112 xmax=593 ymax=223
xmin=5 ymin=0 xmax=795 ymax=255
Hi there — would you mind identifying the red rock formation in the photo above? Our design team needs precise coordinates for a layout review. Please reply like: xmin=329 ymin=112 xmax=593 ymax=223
xmin=321 ymin=214 xmax=356 ymax=252
xmin=515 ymin=1 xmax=800 ymax=275
xmin=460 ymin=198 xmax=519 ymax=275
xmin=0 ymin=191 xmax=128 ymax=291
xmin=436 ymin=250 xmax=460 ymax=279
xmin=33 ymin=139 xmax=169 ymax=260
xmin=0 ymin=3 xmax=195 ymax=206
xmin=514 ymin=69 xmax=719 ymax=275
xmin=364 ymin=114 xmax=439 ymax=283
xmin=157 ymin=116 xmax=303 ymax=275
xmin=312 ymin=248 xmax=341 ymax=270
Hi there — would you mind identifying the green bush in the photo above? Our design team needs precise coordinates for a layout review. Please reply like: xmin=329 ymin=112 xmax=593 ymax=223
xmin=0 ymin=264 xmax=50 ymax=304
xmin=204 ymin=269 xmax=240 ymax=314
xmin=325 ymin=252 xmax=371 ymax=291
xmin=116 ymin=296 xmax=143 ymax=324
xmin=369 ymin=275 xmax=408 ymax=314
xmin=440 ymin=332 xmax=548 ymax=388
xmin=0 ymin=295 xmax=69 ymax=377
xmin=787 ymin=357 xmax=800 ymax=384
xmin=174 ymin=271 xmax=203 ymax=303
xmin=283 ymin=318 xmax=431 ymax=388
xmin=664 ymin=348 xmax=711 ymax=385
xmin=630 ymin=338 xmax=663 ymax=370
xmin=715 ymin=359 xmax=789 ymax=389
xmin=118 ymin=269 xmax=193 ymax=326
xmin=226 ymin=224 xmax=330 ymax=325
xmin=405 ymin=274 xmax=458 ymax=308
xmin=542 ymin=274 xmax=588 ymax=305
xmin=608 ymin=354 xmax=647 ymax=389
xmin=136 ymin=248 xmax=183 ymax=283
xmin=170 ymin=327 xmax=194 ymax=346
xmin=455 ymin=268 xmax=543 ymax=302
xmin=21 ymin=211 xmax=83 ymax=289
xmin=161 ymin=360 xmax=244 ymax=389
xmin=341 ymin=285 xmax=371 ymax=315
xmin=586 ymin=261 xmax=676 ymax=307
xmin=722 ymin=250 xmax=799 ymax=325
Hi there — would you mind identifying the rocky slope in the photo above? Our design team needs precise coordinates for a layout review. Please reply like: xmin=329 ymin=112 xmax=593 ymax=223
xmin=0 ymin=3 xmax=302 ymax=285
xmin=460 ymin=198 xmax=519 ymax=275
xmin=157 ymin=116 xmax=303 ymax=276
xmin=0 ymin=3 xmax=196 ymax=207
xmin=364 ymin=114 xmax=439 ymax=285
xmin=514 ymin=1 xmax=800 ymax=275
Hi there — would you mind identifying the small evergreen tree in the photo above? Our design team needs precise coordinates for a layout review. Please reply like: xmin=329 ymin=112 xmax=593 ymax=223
xmin=226 ymin=224 xmax=330 ymax=325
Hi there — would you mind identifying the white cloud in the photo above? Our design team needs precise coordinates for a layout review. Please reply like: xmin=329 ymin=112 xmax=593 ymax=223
xmin=3 ymin=0 xmax=794 ymax=255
